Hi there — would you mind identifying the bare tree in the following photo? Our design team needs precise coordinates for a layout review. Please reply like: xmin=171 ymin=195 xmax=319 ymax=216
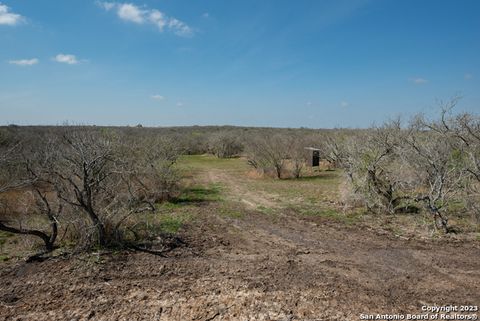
xmin=424 ymin=99 xmax=480 ymax=222
xmin=360 ymin=121 xmax=416 ymax=214
xmin=120 ymin=136 xmax=180 ymax=207
xmin=44 ymin=129 xmax=118 ymax=247
xmin=455 ymin=113 xmax=480 ymax=222
xmin=246 ymin=133 xmax=289 ymax=179
xmin=0 ymin=136 xmax=61 ymax=252
xmin=284 ymin=133 xmax=309 ymax=178
xmin=325 ymin=132 xmax=359 ymax=182
xmin=410 ymin=98 xmax=480 ymax=228
xmin=326 ymin=122 xmax=415 ymax=214
xmin=402 ymin=115 xmax=467 ymax=232
xmin=0 ymin=127 xmax=185 ymax=252
xmin=208 ymin=131 xmax=243 ymax=158
xmin=460 ymin=116 xmax=480 ymax=172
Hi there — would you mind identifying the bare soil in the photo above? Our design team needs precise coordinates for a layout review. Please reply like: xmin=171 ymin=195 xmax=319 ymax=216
xmin=1 ymin=161 xmax=479 ymax=321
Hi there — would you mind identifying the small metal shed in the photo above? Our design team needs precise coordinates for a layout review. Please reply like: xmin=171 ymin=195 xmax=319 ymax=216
xmin=304 ymin=147 xmax=321 ymax=167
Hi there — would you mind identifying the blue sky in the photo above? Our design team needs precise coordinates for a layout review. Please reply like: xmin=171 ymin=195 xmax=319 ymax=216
xmin=0 ymin=0 xmax=479 ymax=127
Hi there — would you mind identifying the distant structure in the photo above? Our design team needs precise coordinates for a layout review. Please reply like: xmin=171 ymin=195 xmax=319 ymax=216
xmin=304 ymin=147 xmax=321 ymax=167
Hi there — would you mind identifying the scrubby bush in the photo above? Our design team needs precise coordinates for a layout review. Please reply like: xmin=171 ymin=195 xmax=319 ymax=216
xmin=208 ymin=131 xmax=243 ymax=158
xmin=0 ymin=127 xmax=182 ymax=253
xmin=246 ymin=133 xmax=290 ymax=179
xmin=327 ymin=99 xmax=479 ymax=233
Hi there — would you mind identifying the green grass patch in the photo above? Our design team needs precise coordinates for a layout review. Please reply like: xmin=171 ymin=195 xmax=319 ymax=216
xmin=132 ymin=210 xmax=194 ymax=238
xmin=0 ymin=254 xmax=10 ymax=262
xmin=0 ymin=231 xmax=14 ymax=238
xmin=156 ymin=201 xmax=184 ymax=210
xmin=244 ymin=171 xmax=343 ymax=206
xmin=295 ymin=206 xmax=362 ymax=225
xmin=178 ymin=154 xmax=249 ymax=172
xmin=179 ymin=155 xmax=344 ymax=211
xmin=0 ymin=231 xmax=14 ymax=248
xmin=301 ymin=208 xmax=340 ymax=218
xmin=160 ymin=215 xmax=185 ymax=234
xmin=446 ymin=200 xmax=467 ymax=214
xmin=173 ymin=183 xmax=224 ymax=204
xmin=283 ymin=172 xmax=340 ymax=182
xmin=257 ymin=205 xmax=275 ymax=216
xmin=218 ymin=204 xmax=245 ymax=219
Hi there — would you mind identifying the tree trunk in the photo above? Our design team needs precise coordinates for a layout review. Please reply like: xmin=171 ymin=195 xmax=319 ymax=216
xmin=0 ymin=222 xmax=55 ymax=251
xmin=275 ymin=164 xmax=282 ymax=179
xmin=425 ymin=201 xmax=450 ymax=233
xmin=432 ymin=210 xmax=450 ymax=233
xmin=86 ymin=207 xmax=106 ymax=246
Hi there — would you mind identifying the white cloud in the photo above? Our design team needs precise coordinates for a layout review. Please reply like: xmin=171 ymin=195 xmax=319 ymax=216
xmin=464 ymin=73 xmax=473 ymax=80
xmin=8 ymin=58 xmax=38 ymax=66
xmin=151 ymin=94 xmax=165 ymax=101
xmin=97 ymin=1 xmax=115 ymax=11
xmin=97 ymin=2 xmax=193 ymax=36
xmin=149 ymin=9 xmax=167 ymax=31
xmin=340 ymin=101 xmax=349 ymax=108
xmin=176 ymin=102 xmax=184 ymax=107
xmin=0 ymin=3 xmax=24 ymax=25
xmin=54 ymin=54 xmax=79 ymax=65
xmin=411 ymin=77 xmax=428 ymax=84
xmin=117 ymin=3 xmax=144 ymax=23
xmin=168 ymin=18 xmax=193 ymax=36
xmin=202 ymin=12 xmax=210 ymax=18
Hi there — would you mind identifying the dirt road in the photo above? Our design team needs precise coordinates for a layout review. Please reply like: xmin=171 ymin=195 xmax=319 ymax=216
xmin=1 ymin=162 xmax=479 ymax=321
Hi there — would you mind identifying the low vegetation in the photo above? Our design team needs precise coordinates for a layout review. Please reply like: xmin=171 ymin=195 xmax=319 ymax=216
xmin=0 ymin=127 xmax=181 ymax=256
xmin=0 ymin=99 xmax=479 ymax=260
xmin=326 ymin=98 xmax=479 ymax=233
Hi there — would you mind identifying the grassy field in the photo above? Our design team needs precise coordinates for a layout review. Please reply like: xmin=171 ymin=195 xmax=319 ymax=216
xmin=177 ymin=155 xmax=349 ymax=217
xmin=179 ymin=155 xmax=342 ymax=205
xmin=174 ymin=154 xmax=480 ymax=239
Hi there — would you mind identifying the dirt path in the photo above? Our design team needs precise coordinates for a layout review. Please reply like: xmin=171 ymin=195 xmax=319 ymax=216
xmin=203 ymin=168 xmax=280 ymax=210
xmin=1 ymin=165 xmax=479 ymax=321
